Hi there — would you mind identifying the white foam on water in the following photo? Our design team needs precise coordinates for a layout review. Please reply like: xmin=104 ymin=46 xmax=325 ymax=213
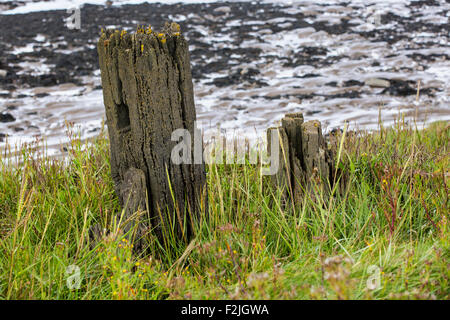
xmin=10 ymin=43 xmax=35 ymax=54
xmin=0 ymin=0 xmax=428 ymax=15
xmin=1 ymin=0 xmax=236 ymax=15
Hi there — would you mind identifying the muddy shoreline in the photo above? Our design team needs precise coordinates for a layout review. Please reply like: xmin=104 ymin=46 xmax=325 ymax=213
xmin=0 ymin=0 xmax=449 ymax=154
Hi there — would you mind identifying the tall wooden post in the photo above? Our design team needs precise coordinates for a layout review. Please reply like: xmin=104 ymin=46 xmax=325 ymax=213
xmin=97 ymin=25 xmax=207 ymax=249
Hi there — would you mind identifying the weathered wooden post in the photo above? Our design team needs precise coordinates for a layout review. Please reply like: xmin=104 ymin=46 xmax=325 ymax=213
xmin=268 ymin=113 xmax=335 ymax=206
xmin=96 ymin=24 xmax=207 ymax=249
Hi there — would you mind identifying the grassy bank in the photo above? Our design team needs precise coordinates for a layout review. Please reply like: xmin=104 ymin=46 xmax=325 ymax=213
xmin=0 ymin=120 xmax=448 ymax=300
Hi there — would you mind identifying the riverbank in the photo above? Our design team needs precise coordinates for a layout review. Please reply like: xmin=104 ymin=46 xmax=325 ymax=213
xmin=0 ymin=120 xmax=448 ymax=299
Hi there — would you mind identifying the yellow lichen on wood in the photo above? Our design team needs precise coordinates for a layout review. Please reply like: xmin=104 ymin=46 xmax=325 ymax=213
xmin=157 ymin=32 xmax=167 ymax=44
xmin=100 ymin=22 xmax=181 ymax=48
xmin=171 ymin=22 xmax=180 ymax=33
xmin=136 ymin=25 xmax=146 ymax=34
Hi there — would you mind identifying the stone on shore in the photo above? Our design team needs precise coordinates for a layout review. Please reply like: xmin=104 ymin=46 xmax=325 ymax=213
xmin=365 ymin=78 xmax=390 ymax=88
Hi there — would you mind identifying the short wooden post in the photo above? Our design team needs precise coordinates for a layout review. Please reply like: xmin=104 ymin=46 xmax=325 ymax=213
xmin=96 ymin=24 xmax=207 ymax=249
xmin=268 ymin=113 xmax=335 ymax=205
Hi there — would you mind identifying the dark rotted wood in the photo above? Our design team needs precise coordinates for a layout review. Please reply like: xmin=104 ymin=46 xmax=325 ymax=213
xmin=97 ymin=25 xmax=207 ymax=247
xmin=119 ymin=167 xmax=149 ymax=252
xmin=268 ymin=113 xmax=335 ymax=206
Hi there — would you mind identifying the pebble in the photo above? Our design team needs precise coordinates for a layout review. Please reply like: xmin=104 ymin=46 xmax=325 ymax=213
xmin=0 ymin=113 xmax=15 ymax=123
xmin=365 ymin=78 xmax=391 ymax=88
xmin=214 ymin=6 xmax=231 ymax=14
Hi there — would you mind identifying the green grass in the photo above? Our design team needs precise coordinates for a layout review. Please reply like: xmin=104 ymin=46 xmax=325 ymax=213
xmin=0 ymin=120 xmax=448 ymax=300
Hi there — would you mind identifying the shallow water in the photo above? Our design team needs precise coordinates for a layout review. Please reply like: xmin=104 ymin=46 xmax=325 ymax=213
xmin=0 ymin=0 xmax=449 ymax=157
